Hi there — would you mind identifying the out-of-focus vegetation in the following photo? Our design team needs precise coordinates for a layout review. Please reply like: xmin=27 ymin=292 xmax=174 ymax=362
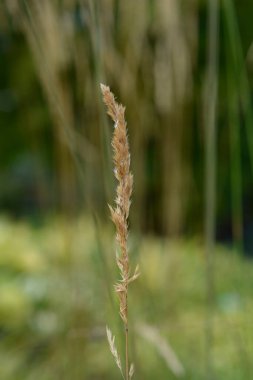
xmin=0 ymin=0 xmax=253 ymax=241
xmin=1 ymin=216 xmax=253 ymax=380
xmin=1 ymin=0 xmax=253 ymax=379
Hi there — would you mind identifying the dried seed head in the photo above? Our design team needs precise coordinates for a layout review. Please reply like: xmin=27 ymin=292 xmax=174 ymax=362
xmin=101 ymin=84 xmax=138 ymax=325
xmin=101 ymin=84 xmax=139 ymax=380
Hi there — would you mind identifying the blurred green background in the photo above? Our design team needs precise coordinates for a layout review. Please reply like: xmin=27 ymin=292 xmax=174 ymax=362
xmin=1 ymin=0 xmax=253 ymax=379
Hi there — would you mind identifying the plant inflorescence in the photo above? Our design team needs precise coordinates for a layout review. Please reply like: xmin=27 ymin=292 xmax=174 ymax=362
xmin=101 ymin=84 xmax=139 ymax=380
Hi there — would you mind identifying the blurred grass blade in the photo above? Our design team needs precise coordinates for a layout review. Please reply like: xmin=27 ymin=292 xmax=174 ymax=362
xmin=204 ymin=0 xmax=220 ymax=378
xmin=225 ymin=44 xmax=243 ymax=253
xmin=136 ymin=323 xmax=185 ymax=378
xmin=223 ymin=0 xmax=253 ymax=177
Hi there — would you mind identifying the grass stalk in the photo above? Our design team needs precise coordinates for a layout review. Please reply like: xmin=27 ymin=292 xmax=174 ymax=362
xmin=204 ymin=0 xmax=220 ymax=378
xmin=223 ymin=0 xmax=253 ymax=178
xmin=101 ymin=84 xmax=139 ymax=380
xmin=226 ymin=63 xmax=243 ymax=253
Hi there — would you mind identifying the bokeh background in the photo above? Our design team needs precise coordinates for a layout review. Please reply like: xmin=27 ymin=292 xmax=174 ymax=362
xmin=1 ymin=0 xmax=253 ymax=379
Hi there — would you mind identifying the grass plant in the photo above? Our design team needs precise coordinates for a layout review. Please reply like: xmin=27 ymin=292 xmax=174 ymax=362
xmin=101 ymin=84 xmax=139 ymax=380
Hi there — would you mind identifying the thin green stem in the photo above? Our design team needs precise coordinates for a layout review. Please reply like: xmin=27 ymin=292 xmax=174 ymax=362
xmin=125 ymin=320 xmax=129 ymax=380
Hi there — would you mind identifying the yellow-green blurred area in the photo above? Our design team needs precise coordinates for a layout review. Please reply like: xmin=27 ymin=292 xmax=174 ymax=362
xmin=1 ymin=0 xmax=253 ymax=379
xmin=1 ymin=216 xmax=253 ymax=379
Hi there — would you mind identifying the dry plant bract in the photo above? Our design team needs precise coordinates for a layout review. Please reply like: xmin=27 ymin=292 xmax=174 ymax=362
xmin=101 ymin=84 xmax=139 ymax=380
